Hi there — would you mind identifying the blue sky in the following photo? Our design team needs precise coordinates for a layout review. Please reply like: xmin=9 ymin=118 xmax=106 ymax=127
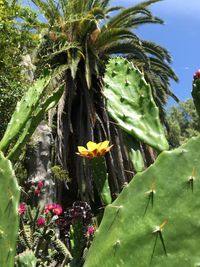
xmin=112 ymin=0 xmax=200 ymax=106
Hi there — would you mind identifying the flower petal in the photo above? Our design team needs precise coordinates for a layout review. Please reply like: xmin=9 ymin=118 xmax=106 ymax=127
xmin=77 ymin=151 xmax=89 ymax=156
xmin=105 ymin=144 xmax=113 ymax=152
xmin=78 ymin=146 xmax=88 ymax=152
xmin=86 ymin=141 xmax=98 ymax=151
xmin=98 ymin=140 xmax=109 ymax=150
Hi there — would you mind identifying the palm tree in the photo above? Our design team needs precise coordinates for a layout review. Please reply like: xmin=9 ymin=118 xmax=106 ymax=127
xmin=31 ymin=0 xmax=178 ymax=204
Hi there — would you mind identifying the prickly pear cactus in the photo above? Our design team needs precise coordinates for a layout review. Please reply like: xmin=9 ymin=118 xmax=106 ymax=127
xmin=0 ymin=72 xmax=51 ymax=153
xmin=192 ymin=73 xmax=200 ymax=117
xmin=91 ymin=157 xmax=112 ymax=205
xmin=15 ymin=250 xmax=37 ymax=267
xmin=7 ymin=83 xmax=64 ymax=161
xmin=84 ymin=135 xmax=200 ymax=267
xmin=0 ymin=152 xmax=20 ymax=267
xmin=104 ymin=57 xmax=169 ymax=151
xmin=123 ymin=133 xmax=145 ymax=172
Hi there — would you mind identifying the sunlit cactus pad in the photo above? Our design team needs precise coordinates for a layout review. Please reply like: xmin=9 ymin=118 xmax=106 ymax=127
xmin=103 ymin=57 xmax=169 ymax=151
xmin=84 ymin=135 xmax=200 ymax=267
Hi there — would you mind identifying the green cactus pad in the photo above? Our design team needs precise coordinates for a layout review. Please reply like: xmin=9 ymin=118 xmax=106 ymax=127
xmin=91 ymin=157 xmax=112 ymax=205
xmin=123 ymin=133 xmax=145 ymax=172
xmin=0 ymin=152 xmax=20 ymax=267
xmin=7 ymin=83 xmax=64 ymax=161
xmin=84 ymin=135 xmax=200 ymax=267
xmin=15 ymin=250 xmax=37 ymax=267
xmin=0 ymin=72 xmax=51 ymax=152
xmin=103 ymin=57 xmax=168 ymax=151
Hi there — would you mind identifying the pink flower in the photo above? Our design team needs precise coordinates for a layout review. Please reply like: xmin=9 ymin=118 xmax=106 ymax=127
xmin=44 ymin=203 xmax=56 ymax=213
xmin=53 ymin=204 xmax=63 ymax=215
xmin=37 ymin=181 xmax=44 ymax=189
xmin=86 ymin=225 xmax=95 ymax=237
xmin=37 ymin=217 xmax=45 ymax=227
xmin=18 ymin=202 xmax=26 ymax=216
xmin=44 ymin=203 xmax=62 ymax=215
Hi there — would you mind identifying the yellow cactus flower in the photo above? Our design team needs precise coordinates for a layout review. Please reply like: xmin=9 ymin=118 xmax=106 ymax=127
xmin=76 ymin=140 xmax=113 ymax=159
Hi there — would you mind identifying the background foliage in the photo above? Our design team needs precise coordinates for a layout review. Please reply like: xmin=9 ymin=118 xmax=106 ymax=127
xmin=0 ymin=0 xmax=40 ymax=138
xmin=167 ymin=99 xmax=200 ymax=147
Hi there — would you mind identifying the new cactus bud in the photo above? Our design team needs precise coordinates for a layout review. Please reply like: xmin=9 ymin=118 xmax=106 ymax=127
xmin=193 ymin=69 xmax=200 ymax=80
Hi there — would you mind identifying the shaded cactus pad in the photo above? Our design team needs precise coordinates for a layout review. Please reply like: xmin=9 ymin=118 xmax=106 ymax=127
xmin=103 ymin=57 xmax=168 ymax=151
xmin=84 ymin=135 xmax=200 ymax=267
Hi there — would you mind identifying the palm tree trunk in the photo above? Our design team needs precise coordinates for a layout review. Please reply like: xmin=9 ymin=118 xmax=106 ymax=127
xmin=54 ymin=73 xmax=135 ymax=206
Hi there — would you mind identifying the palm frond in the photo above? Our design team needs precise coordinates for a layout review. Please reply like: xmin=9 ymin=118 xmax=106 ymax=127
xmin=107 ymin=6 xmax=123 ymax=13
xmin=106 ymin=7 xmax=153 ymax=28
xmin=142 ymin=40 xmax=171 ymax=63
xmin=127 ymin=16 xmax=163 ymax=28
xmin=85 ymin=41 xmax=92 ymax=89
xmin=95 ymin=28 xmax=139 ymax=49
xmin=101 ymin=0 xmax=111 ymax=8
xmin=102 ymin=42 xmax=148 ymax=62
xmin=32 ymin=0 xmax=60 ymax=24
xmin=149 ymin=57 xmax=178 ymax=81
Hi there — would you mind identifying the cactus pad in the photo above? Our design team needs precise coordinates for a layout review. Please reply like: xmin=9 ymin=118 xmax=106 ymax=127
xmin=0 ymin=152 xmax=20 ymax=267
xmin=84 ymin=135 xmax=200 ymax=267
xmin=103 ymin=57 xmax=168 ymax=151
xmin=0 ymin=72 xmax=51 ymax=152
xmin=91 ymin=157 xmax=112 ymax=205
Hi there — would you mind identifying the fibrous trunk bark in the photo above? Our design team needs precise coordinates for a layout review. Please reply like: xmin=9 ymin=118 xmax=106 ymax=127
xmin=54 ymin=72 xmax=136 ymax=206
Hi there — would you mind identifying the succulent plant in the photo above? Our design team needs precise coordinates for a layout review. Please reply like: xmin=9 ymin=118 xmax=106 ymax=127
xmin=192 ymin=70 xmax=200 ymax=118
xmin=103 ymin=57 xmax=169 ymax=152
xmin=123 ymin=132 xmax=145 ymax=172
xmin=84 ymin=135 xmax=200 ymax=267
xmin=0 ymin=152 xmax=20 ymax=267
xmin=77 ymin=141 xmax=113 ymax=205
xmin=15 ymin=250 xmax=37 ymax=267
xmin=193 ymin=69 xmax=200 ymax=80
